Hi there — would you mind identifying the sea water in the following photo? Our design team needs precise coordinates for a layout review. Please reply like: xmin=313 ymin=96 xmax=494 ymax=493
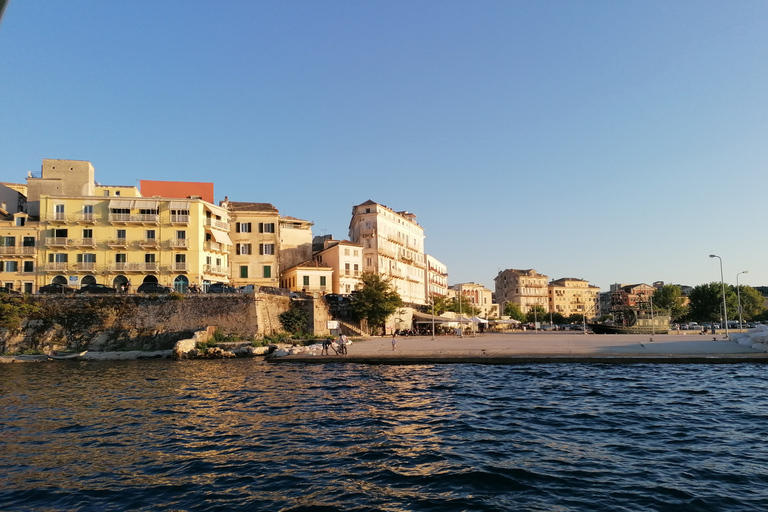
xmin=2 ymin=360 xmax=768 ymax=511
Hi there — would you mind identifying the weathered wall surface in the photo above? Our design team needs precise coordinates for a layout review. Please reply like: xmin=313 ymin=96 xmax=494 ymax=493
xmin=0 ymin=294 xmax=290 ymax=355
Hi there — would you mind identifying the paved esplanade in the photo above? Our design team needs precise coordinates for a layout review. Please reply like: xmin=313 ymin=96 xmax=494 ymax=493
xmin=270 ymin=332 xmax=768 ymax=364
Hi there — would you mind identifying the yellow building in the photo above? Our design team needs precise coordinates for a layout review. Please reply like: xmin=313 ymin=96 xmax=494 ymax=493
xmin=0 ymin=210 xmax=37 ymax=293
xmin=225 ymin=201 xmax=281 ymax=288
xmin=313 ymin=238 xmax=363 ymax=294
xmin=280 ymin=260 xmax=333 ymax=295
xmin=494 ymin=268 xmax=549 ymax=314
xmin=548 ymin=277 xmax=601 ymax=319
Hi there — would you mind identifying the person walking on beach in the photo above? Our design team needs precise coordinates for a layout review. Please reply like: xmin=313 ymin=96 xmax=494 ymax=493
xmin=391 ymin=333 xmax=397 ymax=351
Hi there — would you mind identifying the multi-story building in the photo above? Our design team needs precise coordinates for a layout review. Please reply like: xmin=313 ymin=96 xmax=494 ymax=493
xmin=0 ymin=209 xmax=37 ymax=293
xmin=225 ymin=201 xmax=281 ymax=288
xmin=312 ymin=237 xmax=363 ymax=294
xmin=278 ymin=216 xmax=314 ymax=274
xmin=426 ymin=254 xmax=448 ymax=300
xmin=348 ymin=200 xmax=426 ymax=305
xmin=548 ymin=278 xmax=600 ymax=318
xmin=449 ymin=282 xmax=496 ymax=318
xmin=610 ymin=283 xmax=656 ymax=309
xmin=29 ymin=159 xmax=231 ymax=292
xmin=280 ymin=260 xmax=333 ymax=295
xmin=494 ymin=268 xmax=549 ymax=314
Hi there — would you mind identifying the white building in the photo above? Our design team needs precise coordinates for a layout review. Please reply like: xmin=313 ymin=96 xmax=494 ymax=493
xmin=426 ymin=254 xmax=448 ymax=299
xmin=348 ymin=200 xmax=426 ymax=305
xmin=313 ymin=237 xmax=363 ymax=294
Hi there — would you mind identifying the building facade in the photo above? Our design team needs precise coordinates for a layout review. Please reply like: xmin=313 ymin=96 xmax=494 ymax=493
xmin=0 ymin=210 xmax=37 ymax=293
xmin=548 ymin=277 xmax=601 ymax=318
xmin=280 ymin=260 xmax=333 ymax=295
xmin=425 ymin=254 xmax=448 ymax=300
xmin=225 ymin=201 xmax=281 ymax=288
xmin=348 ymin=200 xmax=426 ymax=305
xmin=450 ymin=282 xmax=496 ymax=318
xmin=278 ymin=216 xmax=314 ymax=275
xmin=313 ymin=238 xmax=363 ymax=294
xmin=494 ymin=268 xmax=549 ymax=314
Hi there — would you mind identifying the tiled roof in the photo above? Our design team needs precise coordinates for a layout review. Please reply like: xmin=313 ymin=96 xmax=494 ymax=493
xmin=227 ymin=202 xmax=278 ymax=213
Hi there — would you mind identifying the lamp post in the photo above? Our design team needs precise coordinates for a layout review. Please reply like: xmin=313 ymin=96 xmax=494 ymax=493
xmin=431 ymin=294 xmax=436 ymax=340
xmin=709 ymin=254 xmax=729 ymax=339
xmin=737 ymin=270 xmax=749 ymax=331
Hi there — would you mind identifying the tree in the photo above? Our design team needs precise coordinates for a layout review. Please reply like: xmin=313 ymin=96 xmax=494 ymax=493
xmin=652 ymin=284 xmax=689 ymax=322
xmin=551 ymin=312 xmax=567 ymax=325
xmin=350 ymin=273 xmax=403 ymax=334
xmin=278 ymin=302 xmax=309 ymax=334
xmin=734 ymin=285 xmax=765 ymax=321
xmin=688 ymin=282 xmax=737 ymax=322
xmin=567 ymin=313 xmax=585 ymax=324
xmin=503 ymin=302 xmax=526 ymax=322
xmin=526 ymin=305 xmax=548 ymax=324
xmin=445 ymin=295 xmax=479 ymax=316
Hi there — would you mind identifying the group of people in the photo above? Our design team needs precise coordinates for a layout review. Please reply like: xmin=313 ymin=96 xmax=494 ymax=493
xmin=322 ymin=334 xmax=349 ymax=356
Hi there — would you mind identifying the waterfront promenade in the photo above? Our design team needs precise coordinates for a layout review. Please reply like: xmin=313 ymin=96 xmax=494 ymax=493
xmin=271 ymin=331 xmax=768 ymax=364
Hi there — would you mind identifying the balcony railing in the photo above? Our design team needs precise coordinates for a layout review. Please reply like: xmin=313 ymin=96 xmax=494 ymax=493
xmin=204 ymin=218 xmax=229 ymax=230
xmin=172 ymin=262 xmax=188 ymax=272
xmin=204 ymin=241 xmax=226 ymax=252
xmin=72 ymin=262 xmax=97 ymax=272
xmin=77 ymin=213 xmax=96 ymax=223
xmin=170 ymin=214 xmax=190 ymax=224
xmin=0 ymin=246 xmax=35 ymax=255
xmin=41 ymin=262 xmax=68 ymax=272
xmin=110 ymin=262 xmax=160 ymax=272
xmin=45 ymin=237 xmax=70 ymax=247
xmin=107 ymin=238 xmax=129 ymax=247
xmin=74 ymin=238 xmax=96 ymax=247
xmin=139 ymin=238 xmax=160 ymax=247
xmin=170 ymin=239 xmax=189 ymax=249
xmin=204 ymin=264 xmax=228 ymax=275
xmin=109 ymin=213 xmax=160 ymax=224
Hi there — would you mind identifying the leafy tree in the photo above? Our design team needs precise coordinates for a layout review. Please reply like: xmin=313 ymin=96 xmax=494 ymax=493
xmin=503 ymin=302 xmax=526 ymax=322
xmin=423 ymin=295 xmax=451 ymax=316
xmin=279 ymin=302 xmax=309 ymax=334
xmin=526 ymin=305 xmax=548 ymax=324
xmin=734 ymin=285 xmax=765 ymax=321
xmin=567 ymin=313 xmax=585 ymax=324
xmin=652 ymin=284 xmax=689 ymax=322
xmin=445 ymin=295 xmax=479 ymax=316
xmin=550 ymin=312 xmax=567 ymax=325
xmin=688 ymin=282 xmax=737 ymax=322
xmin=0 ymin=296 xmax=42 ymax=330
xmin=350 ymin=273 xmax=403 ymax=333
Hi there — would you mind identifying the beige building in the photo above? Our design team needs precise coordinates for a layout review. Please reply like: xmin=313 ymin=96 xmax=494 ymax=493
xmin=348 ymin=200 xmax=426 ymax=305
xmin=548 ymin=278 xmax=601 ymax=319
xmin=280 ymin=260 xmax=333 ymax=295
xmin=426 ymin=254 xmax=448 ymax=300
xmin=225 ymin=201 xmax=281 ymax=288
xmin=450 ymin=282 xmax=496 ymax=318
xmin=279 ymin=216 xmax=314 ymax=275
xmin=494 ymin=268 xmax=549 ymax=314
xmin=313 ymin=237 xmax=363 ymax=294
xmin=0 ymin=210 xmax=37 ymax=293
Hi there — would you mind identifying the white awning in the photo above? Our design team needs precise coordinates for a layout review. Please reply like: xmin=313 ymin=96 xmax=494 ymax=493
xmin=169 ymin=201 xmax=190 ymax=210
xmin=210 ymin=229 xmax=232 ymax=245
xmin=108 ymin=200 xmax=132 ymax=209
xmin=133 ymin=200 xmax=158 ymax=209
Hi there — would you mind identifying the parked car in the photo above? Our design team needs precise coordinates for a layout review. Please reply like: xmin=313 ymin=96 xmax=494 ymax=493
xmin=0 ymin=286 xmax=21 ymax=295
xmin=237 ymin=285 xmax=255 ymax=293
xmin=78 ymin=283 xmax=117 ymax=294
xmin=208 ymin=283 xmax=236 ymax=293
xmin=39 ymin=283 xmax=77 ymax=294
xmin=137 ymin=282 xmax=174 ymax=294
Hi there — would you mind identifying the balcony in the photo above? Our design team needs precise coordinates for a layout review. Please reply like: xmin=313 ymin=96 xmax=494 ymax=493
xmin=107 ymin=238 xmax=129 ymax=248
xmin=109 ymin=213 xmax=160 ymax=225
xmin=41 ymin=262 xmax=68 ymax=272
xmin=170 ymin=239 xmax=189 ymax=249
xmin=110 ymin=262 xmax=159 ymax=273
xmin=76 ymin=212 xmax=96 ymax=224
xmin=170 ymin=214 xmax=190 ymax=224
xmin=0 ymin=246 xmax=35 ymax=256
xmin=204 ymin=218 xmax=230 ymax=231
xmin=74 ymin=238 xmax=96 ymax=247
xmin=204 ymin=241 xmax=226 ymax=252
xmin=172 ymin=262 xmax=188 ymax=272
xmin=48 ymin=212 xmax=67 ymax=223
xmin=204 ymin=264 xmax=228 ymax=276
xmin=139 ymin=238 xmax=160 ymax=248
xmin=72 ymin=262 xmax=97 ymax=273
xmin=45 ymin=237 xmax=70 ymax=247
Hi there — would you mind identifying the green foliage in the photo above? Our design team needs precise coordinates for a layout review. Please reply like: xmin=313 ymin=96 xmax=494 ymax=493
xmin=426 ymin=296 xmax=452 ymax=316
xmin=350 ymin=273 xmax=403 ymax=332
xmin=551 ymin=312 xmax=567 ymax=325
xmin=445 ymin=295 xmax=480 ymax=316
xmin=567 ymin=314 xmax=585 ymax=324
xmin=0 ymin=296 xmax=42 ymax=330
xmin=734 ymin=285 xmax=765 ymax=321
xmin=279 ymin=302 xmax=309 ymax=334
xmin=503 ymin=302 xmax=526 ymax=322
xmin=525 ymin=305 xmax=548 ymax=323
xmin=168 ymin=291 xmax=184 ymax=301
xmin=262 ymin=332 xmax=291 ymax=344
xmin=688 ymin=282 xmax=737 ymax=322
xmin=652 ymin=285 xmax=689 ymax=322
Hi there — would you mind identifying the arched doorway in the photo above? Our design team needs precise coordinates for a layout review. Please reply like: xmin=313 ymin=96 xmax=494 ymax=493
xmin=81 ymin=275 xmax=96 ymax=286
xmin=142 ymin=276 xmax=159 ymax=284
xmin=174 ymin=275 xmax=189 ymax=293
xmin=113 ymin=275 xmax=127 ymax=291
xmin=52 ymin=275 xmax=67 ymax=286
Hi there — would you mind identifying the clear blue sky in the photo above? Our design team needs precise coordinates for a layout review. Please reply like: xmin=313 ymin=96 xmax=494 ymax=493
xmin=1 ymin=1 xmax=766 ymax=291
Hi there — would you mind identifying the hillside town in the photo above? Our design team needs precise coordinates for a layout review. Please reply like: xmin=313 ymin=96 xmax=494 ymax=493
xmin=0 ymin=158 xmax=752 ymax=335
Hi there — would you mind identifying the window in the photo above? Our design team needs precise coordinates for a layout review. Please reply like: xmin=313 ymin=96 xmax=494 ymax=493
xmin=345 ymin=263 xmax=350 ymax=276
xmin=354 ymin=264 xmax=359 ymax=275
xmin=240 ymin=266 xmax=248 ymax=278
xmin=237 ymin=243 xmax=251 ymax=255
xmin=23 ymin=261 xmax=34 ymax=273
xmin=259 ymin=223 xmax=275 ymax=233
xmin=260 ymin=244 xmax=275 ymax=255
xmin=146 ymin=230 xmax=156 ymax=240
xmin=303 ymin=276 xmax=309 ymax=286
xmin=263 ymin=265 xmax=271 ymax=278
xmin=145 ymin=254 xmax=156 ymax=263
xmin=48 ymin=253 xmax=67 ymax=263
xmin=176 ymin=230 xmax=186 ymax=240
xmin=83 ymin=229 xmax=93 ymax=239
xmin=23 ymin=237 xmax=35 ymax=247
xmin=344 ymin=248 xmax=350 ymax=256
xmin=236 ymin=223 xmax=252 ymax=233
xmin=15 ymin=217 xmax=25 ymax=227
xmin=115 ymin=254 xmax=126 ymax=263
xmin=77 ymin=253 xmax=96 ymax=263
xmin=1 ymin=236 xmax=14 ymax=247
xmin=320 ymin=276 xmax=326 ymax=286
xmin=104 ymin=190 xmax=110 ymax=196
xmin=116 ymin=229 xmax=126 ymax=240
xmin=176 ymin=254 xmax=186 ymax=263
xmin=4 ymin=261 xmax=18 ymax=272
xmin=353 ymin=249 xmax=359 ymax=256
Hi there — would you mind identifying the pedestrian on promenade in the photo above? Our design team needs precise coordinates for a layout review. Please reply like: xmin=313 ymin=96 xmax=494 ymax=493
xmin=322 ymin=338 xmax=332 ymax=355
xmin=391 ymin=333 xmax=397 ymax=351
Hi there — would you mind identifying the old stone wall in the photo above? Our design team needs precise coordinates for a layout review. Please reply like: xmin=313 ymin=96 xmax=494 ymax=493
xmin=0 ymin=293 xmax=290 ymax=355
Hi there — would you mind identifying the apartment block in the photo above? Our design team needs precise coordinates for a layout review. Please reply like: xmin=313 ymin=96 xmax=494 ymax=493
xmin=548 ymin=277 xmax=600 ymax=318
xmin=348 ymin=200 xmax=426 ymax=305
xmin=494 ymin=268 xmax=549 ymax=313
xmin=450 ymin=282 xmax=495 ymax=318
xmin=426 ymin=254 xmax=448 ymax=299
xmin=313 ymin=237 xmax=363 ymax=294
xmin=225 ymin=201 xmax=280 ymax=288
xmin=0 ymin=210 xmax=37 ymax=293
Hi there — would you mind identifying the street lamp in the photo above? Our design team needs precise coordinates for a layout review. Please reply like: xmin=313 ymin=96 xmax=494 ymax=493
xmin=737 ymin=270 xmax=749 ymax=331
xmin=709 ymin=254 xmax=729 ymax=339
